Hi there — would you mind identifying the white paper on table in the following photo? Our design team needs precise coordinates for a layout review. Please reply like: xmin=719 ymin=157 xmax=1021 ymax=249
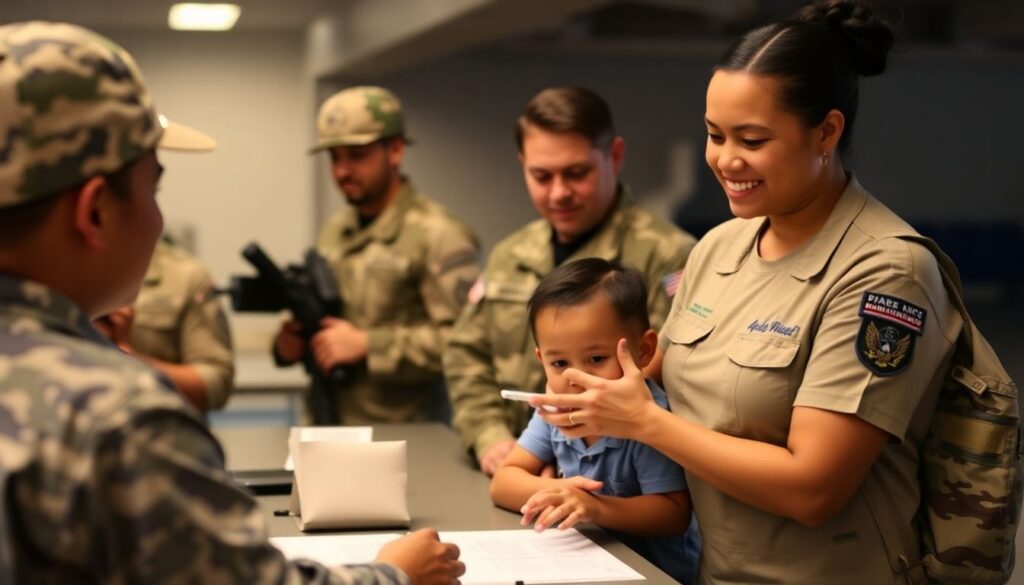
xmin=283 ymin=426 xmax=373 ymax=470
xmin=271 ymin=533 xmax=402 ymax=566
xmin=271 ymin=528 xmax=645 ymax=584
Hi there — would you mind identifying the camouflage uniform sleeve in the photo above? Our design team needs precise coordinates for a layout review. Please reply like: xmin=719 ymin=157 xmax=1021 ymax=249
xmin=443 ymin=282 xmax=514 ymax=457
xmin=644 ymin=231 xmax=697 ymax=332
xmin=92 ymin=407 xmax=408 ymax=585
xmin=179 ymin=265 xmax=235 ymax=410
xmin=365 ymin=220 xmax=480 ymax=383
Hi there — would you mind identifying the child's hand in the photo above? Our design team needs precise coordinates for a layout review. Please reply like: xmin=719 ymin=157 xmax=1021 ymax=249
xmin=520 ymin=476 xmax=603 ymax=532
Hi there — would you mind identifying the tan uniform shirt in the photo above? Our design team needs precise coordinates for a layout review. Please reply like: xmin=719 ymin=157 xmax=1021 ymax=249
xmin=131 ymin=240 xmax=234 ymax=410
xmin=445 ymin=187 xmax=697 ymax=458
xmin=317 ymin=180 xmax=480 ymax=423
xmin=659 ymin=178 xmax=961 ymax=584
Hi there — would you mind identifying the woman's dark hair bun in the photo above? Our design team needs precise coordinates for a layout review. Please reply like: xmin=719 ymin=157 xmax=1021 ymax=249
xmin=795 ymin=0 xmax=894 ymax=77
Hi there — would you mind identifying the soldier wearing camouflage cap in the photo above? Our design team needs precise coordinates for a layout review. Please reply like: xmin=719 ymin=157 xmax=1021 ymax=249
xmin=274 ymin=86 xmax=481 ymax=424
xmin=442 ymin=86 xmax=697 ymax=476
xmin=0 ymin=22 xmax=463 ymax=584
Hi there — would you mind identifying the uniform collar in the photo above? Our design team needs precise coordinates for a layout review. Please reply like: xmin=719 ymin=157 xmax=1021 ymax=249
xmin=714 ymin=175 xmax=869 ymax=281
xmin=513 ymin=183 xmax=636 ymax=275
xmin=338 ymin=178 xmax=416 ymax=247
xmin=0 ymin=273 xmax=112 ymax=346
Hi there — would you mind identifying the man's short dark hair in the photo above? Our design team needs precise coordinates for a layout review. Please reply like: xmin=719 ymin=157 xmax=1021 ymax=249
xmin=528 ymin=257 xmax=649 ymax=339
xmin=515 ymin=86 xmax=615 ymax=153
xmin=0 ymin=162 xmax=134 ymax=248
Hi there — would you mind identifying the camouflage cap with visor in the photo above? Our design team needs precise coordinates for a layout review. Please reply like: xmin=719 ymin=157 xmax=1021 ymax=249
xmin=0 ymin=21 xmax=214 ymax=210
xmin=311 ymin=86 xmax=408 ymax=152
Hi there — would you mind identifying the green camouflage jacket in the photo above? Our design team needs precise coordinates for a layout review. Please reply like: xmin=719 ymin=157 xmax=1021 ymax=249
xmin=131 ymin=240 xmax=235 ymax=410
xmin=443 ymin=186 xmax=697 ymax=458
xmin=316 ymin=180 xmax=480 ymax=423
xmin=0 ymin=273 xmax=407 ymax=584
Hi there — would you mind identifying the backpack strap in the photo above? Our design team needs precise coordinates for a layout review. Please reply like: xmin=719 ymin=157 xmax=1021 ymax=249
xmin=898 ymin=235 xmax=1021 ymax=584
xmin=898 ymin=236 xmax=972 ymax=349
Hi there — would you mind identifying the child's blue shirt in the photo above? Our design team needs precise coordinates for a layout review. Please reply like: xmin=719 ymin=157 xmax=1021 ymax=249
xmin=517 ymin=379 xmax=700 ymax=583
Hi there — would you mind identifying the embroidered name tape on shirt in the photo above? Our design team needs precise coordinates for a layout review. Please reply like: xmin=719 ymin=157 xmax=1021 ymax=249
xmin=856 ymin=291 xmax=927 ymax=376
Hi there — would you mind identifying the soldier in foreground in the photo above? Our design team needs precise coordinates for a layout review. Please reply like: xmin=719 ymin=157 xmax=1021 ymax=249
xmin=0 ymin=21 xmax=463 ymax=584
xmin=274 ymin=86 xmax=480 ymax=424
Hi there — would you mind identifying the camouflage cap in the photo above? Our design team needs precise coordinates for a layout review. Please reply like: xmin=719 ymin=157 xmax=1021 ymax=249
xmin=0 ymin=21 xmax=213 ymax=210
xmin=311 ymin=86 xmax=408 ymax=152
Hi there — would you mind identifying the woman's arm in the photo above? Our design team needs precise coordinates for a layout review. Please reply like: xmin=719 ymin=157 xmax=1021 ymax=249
xmin=534 ymin=339 xmax=889 ymax=527
xmin=642 ymin=404 xmax=886 ymax=527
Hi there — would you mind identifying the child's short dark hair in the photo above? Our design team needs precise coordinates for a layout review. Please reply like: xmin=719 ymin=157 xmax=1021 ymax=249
xmin=528 ymin=258 xmax=650 ymax=338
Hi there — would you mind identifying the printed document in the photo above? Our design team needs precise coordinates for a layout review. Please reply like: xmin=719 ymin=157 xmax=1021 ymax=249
xmin=271 ymin=528 xmax=645 ymax=583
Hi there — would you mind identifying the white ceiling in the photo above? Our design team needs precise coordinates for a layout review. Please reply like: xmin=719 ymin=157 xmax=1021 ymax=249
xmin=0 ymin=0 xmax=337 ymax=31
xmin=2 ymin=0 xmax=1018 ymax=79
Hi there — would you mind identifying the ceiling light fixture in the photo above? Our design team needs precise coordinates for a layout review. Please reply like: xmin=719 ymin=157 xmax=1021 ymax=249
xmin=168 ymin=3 xmax=241 ymax=31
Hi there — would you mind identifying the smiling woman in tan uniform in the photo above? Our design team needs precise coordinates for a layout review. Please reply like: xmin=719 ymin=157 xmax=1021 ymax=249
xmin=533 ymin=1 xmax=969 ymax=583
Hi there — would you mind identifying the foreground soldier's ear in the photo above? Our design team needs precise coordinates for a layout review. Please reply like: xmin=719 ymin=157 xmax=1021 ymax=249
xmin=71 ymin=175 xmax=117 ymax=249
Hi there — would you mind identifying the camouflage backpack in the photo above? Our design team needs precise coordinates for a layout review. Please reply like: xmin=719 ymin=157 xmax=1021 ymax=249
xmin=905 ymin=236 xmax=1021 ymax=584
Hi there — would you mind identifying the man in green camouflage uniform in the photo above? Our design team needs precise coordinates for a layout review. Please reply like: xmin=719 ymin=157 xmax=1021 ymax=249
xmin=0 ymin=22 xmax=463 ymax=584
xmin=444 ymin=86 xmax=697 ymax=475
xmin=96 ymin=239 xmax=235 ymax=412
xmin=274 ymin=86 xmax=480 ymax=424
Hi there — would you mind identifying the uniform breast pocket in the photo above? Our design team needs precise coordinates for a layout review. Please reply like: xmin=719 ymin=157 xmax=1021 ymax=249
xmin=365 ymin=258 xmax=414 ymax=323
xmin=484 ymin=281 xmax=535 ymax=351
xmin=663 ymin=315 xmax=715 ymax=364
xmin=727 ymin=334 xmax=800 ymax=440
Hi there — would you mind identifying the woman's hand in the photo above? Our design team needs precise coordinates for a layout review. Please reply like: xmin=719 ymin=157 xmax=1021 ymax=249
xmin=532 ymin=339 xmax=657 ymax=441
xmin=520 ymin=476 xmax=603 ymax=531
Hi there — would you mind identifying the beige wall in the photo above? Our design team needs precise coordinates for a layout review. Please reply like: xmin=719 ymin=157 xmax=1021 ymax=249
xmin=107 ymin=29 xmax=316 ymax=348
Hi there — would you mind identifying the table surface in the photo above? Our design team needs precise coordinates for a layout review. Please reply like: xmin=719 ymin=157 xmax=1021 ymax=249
xmin=215 ymin=423 xmax=679 ymax=585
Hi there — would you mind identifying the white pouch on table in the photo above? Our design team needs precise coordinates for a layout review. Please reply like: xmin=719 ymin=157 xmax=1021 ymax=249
xmin=288 ymin=436 xmax=410 ymax=530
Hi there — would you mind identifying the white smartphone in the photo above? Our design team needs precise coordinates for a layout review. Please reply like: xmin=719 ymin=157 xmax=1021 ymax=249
xmin=500 ymin=389 xmax=560 ymax=412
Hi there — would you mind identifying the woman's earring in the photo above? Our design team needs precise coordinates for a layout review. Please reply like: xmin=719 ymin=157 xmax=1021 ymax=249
xmin=819 ymin=152 xmax=829 ymax=168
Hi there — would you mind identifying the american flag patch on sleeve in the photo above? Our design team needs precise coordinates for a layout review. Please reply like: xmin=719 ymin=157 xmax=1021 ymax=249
xmin=662 ymin=270 xmax=683 ymax=298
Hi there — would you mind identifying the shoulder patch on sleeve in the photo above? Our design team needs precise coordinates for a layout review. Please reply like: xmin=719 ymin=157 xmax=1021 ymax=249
xmin=856 ymin=291 xmax=927 ymax=376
